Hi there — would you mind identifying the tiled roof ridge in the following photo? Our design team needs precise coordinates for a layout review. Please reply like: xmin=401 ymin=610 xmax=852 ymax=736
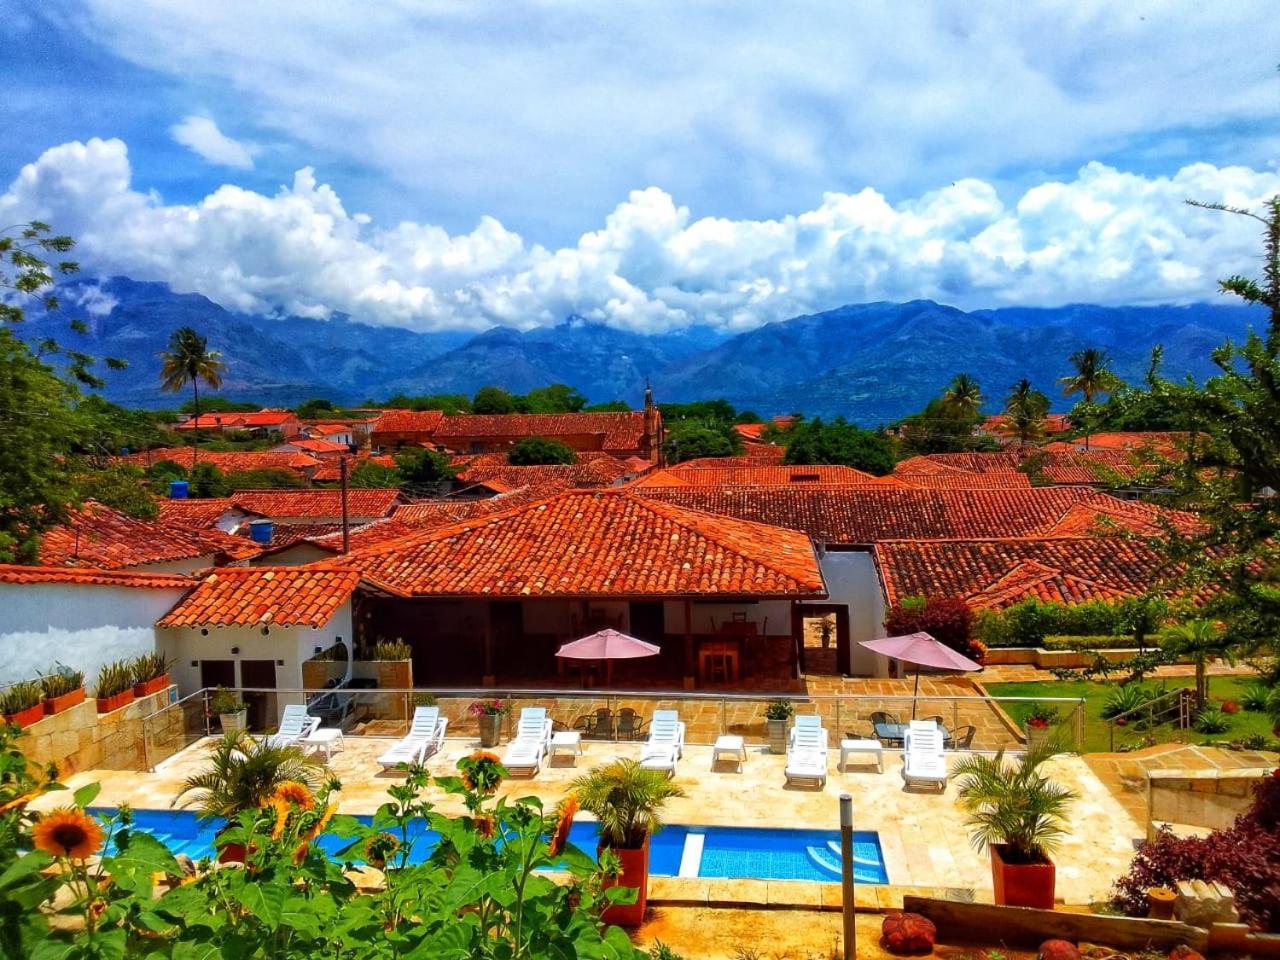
xmin=0 ymin=564 xmax=194 ymax=588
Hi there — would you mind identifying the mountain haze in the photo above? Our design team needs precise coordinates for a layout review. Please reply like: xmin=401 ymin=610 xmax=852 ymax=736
xmin=19 ymin=278 xmax=1265 ymax=422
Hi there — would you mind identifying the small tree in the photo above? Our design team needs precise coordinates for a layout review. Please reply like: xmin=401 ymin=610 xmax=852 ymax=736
xmin=942 ymin=372 xmax=984 ymax=420
xmin=782 ymin=417 xmax=895 ymax=474
xmin=507 ymin=437 xmax=578 ymax=465
xmin=188 ymin=462 xmax=230 ymax=498
xmin=158 ymin=327 xmax=226 ymax=467
xmin=663 ymin=421 xmax=740 ymax=463
xmin=1004 ymin=378 xmax=1050 ymax=445
xmin=1060 ymin=348 xmax=1122 ymax=450
xmin=1162 ymin=619 xmax=1235 ymax=711
xmin=77 ymin=464 xmax=158 ymax=519
xmin=884 ymin=596 xmax=982 ymax=662
xmin=472 ymin=385 xmax=525 ymax=414
xmin=394 ymin=447 xmax=458 ymax=484
xmin=348 ymin=459 xmax=402 ymax=488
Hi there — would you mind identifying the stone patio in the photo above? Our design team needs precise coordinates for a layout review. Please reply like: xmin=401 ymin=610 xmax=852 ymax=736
xmin=47 ymin=730 xmax=1146 ymax=907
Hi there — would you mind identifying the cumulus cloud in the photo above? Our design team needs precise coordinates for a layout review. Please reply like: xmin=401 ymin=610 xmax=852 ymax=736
xmin=170 ymin=115 xmax=255 ymax=170
xmin=2 ymin=137 xmax=1278 ymax=334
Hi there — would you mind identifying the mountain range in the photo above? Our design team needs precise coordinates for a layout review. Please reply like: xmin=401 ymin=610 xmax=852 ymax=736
xmin=17 ymin=277 xmax=1267 ymax=423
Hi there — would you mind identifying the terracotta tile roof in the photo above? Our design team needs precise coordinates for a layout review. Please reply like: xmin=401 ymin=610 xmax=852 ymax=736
xmin=460 ymin=457 xmax=631 ymax=490
xmin=307 ymin=422 xmax=355 ymax=435
xmin=893 ymin=469 xmax=1032 ymax=490
xmin=1044 ymin=497 xmax=1202 ymax=537
xmin=230 ymin=489 xmax=401 ymax=520
xmin=174 ymin=409 xmax=297 ymax=430
xmin=979 ymin=413 xmax=1072 ymax=437
xmin=156 ymin=498 xmax=245 ymax=530
xmin=734 ymin=423 xmax=768 ymax=440
xmin=433 ymin=412 xmax=647 ymax=450
xmin=341 ymin=489 xmax=826 ymax=598
xmin=38 ymin=502 xmax=236 ymax=569
xmin=113 ymin=448 xmax=322 ymax=475
xmin=306 ymin=518 xmax=420 ymax=552
xmin=894 ymin=450 xmax=1164 ymax=486
xmin=633 ymin=485 xmax=1172 ymax=544
xmin=0 ymin=564 xmax=193 ymax=589
xmin=630 ymin=464 xmax=883 ymax=487
xmin=309 ymin=454 xmax=396 ymax=483
xmin=157 ymin=565 xmax=361 ymax=627
xmin=279 ymin=438 xmax=347 ymax=455
xmin=370 ymin=409 xmax=446 ymax=436
xmin=874 ymin=537 xmax=1171 ymax=609
xmin=391 ymin=488 xmax=554 ymax=528
xmin=1043 ymin=432 xmax=1187 ymax=456
xmin=244 ymin=523 xmax=342 ymax=552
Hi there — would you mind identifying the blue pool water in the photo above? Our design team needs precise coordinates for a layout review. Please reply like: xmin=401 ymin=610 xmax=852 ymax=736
xmin=93 ymin=808 xmax=886 ymax=884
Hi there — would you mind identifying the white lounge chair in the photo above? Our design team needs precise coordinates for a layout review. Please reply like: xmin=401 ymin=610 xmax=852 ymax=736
xmin=785 ymin=721 xmax=829 ymax=788
xmin=377 ymin=706 xmax=447 ymax=769
xmin=265 ymin=704 xmax=321 ymax=749
xmin=638 ymin=709 xmax=686 ymax=777
xmin=902 ymin=720 xmax=948 ymax=792
xmin=503 ymin=707 xmax=553 ymax=776
xmin=789 ymin=714 xmax=823 ymax=747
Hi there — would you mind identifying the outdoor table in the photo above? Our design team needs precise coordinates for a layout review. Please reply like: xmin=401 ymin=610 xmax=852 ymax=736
xmin=303 ymin=728 xmax=345 ymax=761
xmin=839 ymin=738 xmax=884 ymax=773
xmin=549 ymin=730 xmax=583 ymax=764
xmin=873 ymin=722 xmax=950 ymax=745
xmin=711 ymin=734 xmax=747 ymax=770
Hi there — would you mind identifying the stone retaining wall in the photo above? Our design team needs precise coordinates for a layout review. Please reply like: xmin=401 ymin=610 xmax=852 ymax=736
xmin=983 ymin=646 xmax=1151 ymax=668
xmin=1147 ymin=766 xmax=1271 ymax=837
xmin=19 ymin=688 xmax=185 ymax=776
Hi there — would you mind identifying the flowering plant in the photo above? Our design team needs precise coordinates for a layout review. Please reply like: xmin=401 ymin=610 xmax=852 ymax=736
xmin=468 ymin=698 xmax=511 ymax=717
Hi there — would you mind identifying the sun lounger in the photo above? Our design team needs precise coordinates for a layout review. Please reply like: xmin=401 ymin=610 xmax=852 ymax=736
xmin=503 ymin=707 xmax=553 ymax=776
xmin=265 ymin=704 xmax=321 ymax=749
xmin=638 ymin=709 xmax=685 ymax=777
xmin=902 ymin=720 xmax=948 ymax=791
xmin=377 ymin=706 xmax=447 ymax=769
xmin=785 ymin=721 xmax=829 ymax=788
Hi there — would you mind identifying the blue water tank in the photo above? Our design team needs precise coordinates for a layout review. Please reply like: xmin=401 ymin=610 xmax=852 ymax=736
xmin=249 ymin=520 xmax=274 ymax=545
xmin=169 ymin=480 xmax=189 ymax=499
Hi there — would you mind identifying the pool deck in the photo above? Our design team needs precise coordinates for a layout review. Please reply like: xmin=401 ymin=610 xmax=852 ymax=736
xmin=42 ymin=734 xmax=1146 ymax=908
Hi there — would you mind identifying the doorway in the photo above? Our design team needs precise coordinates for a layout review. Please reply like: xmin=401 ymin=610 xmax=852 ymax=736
xmin=199 ymin=660 xmax=235 ymax=690
xmin=239 ymin=660 xmax=278 ymax=731
xmin=799 ymin=604 xmax=851 ymax=675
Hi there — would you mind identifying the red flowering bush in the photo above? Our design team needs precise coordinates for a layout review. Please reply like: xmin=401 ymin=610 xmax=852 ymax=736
xmin=1221 ymin=700 xmax=1240 ymax=714
xmin=1112 ymin=768 xmax=1280 ymax=931
xmin=885 ymin=596 xmax=983 ymax=663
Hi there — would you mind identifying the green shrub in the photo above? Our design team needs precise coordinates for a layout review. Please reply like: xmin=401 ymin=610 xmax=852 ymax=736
xmin=1101 ymin=684 xmax=1157 ymax=720
xmin=1 ymin=680 xmax=44 ymax=714
xmin=93 ymin=659 xmax=136 ymax=699
xmin=40 ymin=664 xmax=84 ymax=699
xmin=131 ymin=652 xmax=172 ymax=682
xmin=1193 ymin=705 xmax=1231 ymax=735
xmin=1241 ymin=684 xmax=1274 ymax=712
xmin=765 ymin=699 xmax=794 ymax=721
xmin=974 ymin=598 xmax=1174 ymax=648
xmin=369 ymin=638 xmax=412 ymax=660
xmin=209 ymin=686 xmax=242 ymax=714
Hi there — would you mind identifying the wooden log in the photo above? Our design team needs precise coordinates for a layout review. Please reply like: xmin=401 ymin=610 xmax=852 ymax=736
xmin=902 ymin=896 xmax=1208 ymax=952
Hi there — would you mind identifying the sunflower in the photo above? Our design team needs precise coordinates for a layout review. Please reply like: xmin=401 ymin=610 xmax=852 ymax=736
xmin=33 ymin=808 xmax=105 ymax=859
xmin=263 ymin=797 xmax=290 ymax=840
xmin=292 ymin=840 xmax=310 ymax=865
xmin=272 ymin=781 xmax=315 ymax=810
xmin=473 ymin=814 xmax=496 ymax=840
xmin=364 ymin=832 xmax=400 ymax=869
xmin=300 ymin=802 xmax=337 ymax=843
xmin=87 ymin=898 xmax=108 ymax=922
xmin=0 ymin=789 xmax=42 ymax=814
xmin=547 ymin=794 xmax=578 ymax=857
xmin=458 ymin=752 xmax=504 ymax=794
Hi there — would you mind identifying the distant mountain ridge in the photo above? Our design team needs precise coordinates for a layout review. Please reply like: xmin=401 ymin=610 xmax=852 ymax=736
xmin=16 ymin=277 xmax=1266 ymax=423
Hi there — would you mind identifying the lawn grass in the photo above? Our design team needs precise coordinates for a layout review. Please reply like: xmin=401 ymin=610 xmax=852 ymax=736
xmin=985 ymin=675 xmax=1274 ymax=753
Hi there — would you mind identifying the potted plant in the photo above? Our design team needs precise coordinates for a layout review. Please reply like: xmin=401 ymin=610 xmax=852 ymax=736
xmin=2 ymin=680 xmax=47 ymax=728
xmin=469 ymin=698 xmax=510 ymax=747
xmin=953 ymin=741 xmax=1077 ymax=909
xmin=210 ymin=687 xmax=247 ymax=732
xmin=131 ymin=652 xmax=173 ymax=698
xmin=572 ymin=759 xmax=685 ymax=927
xmin=94 ymin=659 xmax=137 ymax=713
xmin=368 ymin=638 xmax=412 ymax=660
xmin=173 ymin=729 xmax=322 ymax=862
xmin=1022 ymin=703 xmax=1059 ymax=751
xmin=41 ymin=665 xmax=86 ymax=715
xmin=765 ymin=699 xmax=794 ymax=754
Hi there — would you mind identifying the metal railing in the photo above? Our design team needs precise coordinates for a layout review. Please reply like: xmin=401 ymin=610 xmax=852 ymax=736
xmin=1106 ymin=687 xmax=1193 ymax=752
xmin=163 ymin=684 xmax=1088 ymax=756
xmin=140 ymin=688 xmax=213 ymax=771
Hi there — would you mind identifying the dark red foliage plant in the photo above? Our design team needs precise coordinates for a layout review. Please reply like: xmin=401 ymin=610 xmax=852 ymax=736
xmin=884 ymin=596 xmax=983 ymax=663
xmin=1112 ymin=769 xmax=1280 ymax=931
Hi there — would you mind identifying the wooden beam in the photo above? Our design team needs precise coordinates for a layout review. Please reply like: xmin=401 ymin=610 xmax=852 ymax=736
xmin=902 ymin=896 xmax=1208 ymax=953
xmin=683 ymin=599 xmax=695 ymax=688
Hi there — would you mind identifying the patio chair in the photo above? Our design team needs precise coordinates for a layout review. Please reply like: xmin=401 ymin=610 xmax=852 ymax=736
xmin=503 ymin=707 xmax=554 ymax=776
xmin=377 ymin=706 xmax=447 ymax=769
xmin=902 ymin=720 xmax=948 ymax=792
xmin=947 ymin=725 xmax=977 ymax=750
xmin=264 ymin=704 xmax=321 ymax=749
xmin=617 ymin=707 xmax=645 ymax=741
xmin=785 ymin=721 xmax=828 ymax=788
xmin=575 ymin=707 xmax=614 ymax=739
xmin=869 ymin=711 xmax=899 ymax=727
xmin=638 ymin=709 xmax=685 ymax=777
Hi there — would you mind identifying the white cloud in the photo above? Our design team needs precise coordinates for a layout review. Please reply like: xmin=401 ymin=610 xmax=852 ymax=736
xmin=2 ymin=137 xmax=1279 ymax=334
xmin=170 ymin=115 xmax=255 ymax=170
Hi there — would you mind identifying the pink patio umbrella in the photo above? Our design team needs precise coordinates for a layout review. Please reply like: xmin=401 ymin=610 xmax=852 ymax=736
xmin=556 ymin=629 xmax=660 ymax=686
xmin=859 ymin=632 xmax=982 ymax=719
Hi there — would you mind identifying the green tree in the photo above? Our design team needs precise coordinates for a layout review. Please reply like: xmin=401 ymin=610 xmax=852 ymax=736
xmin=295 ymin=398 xmax=336 ymax=419
xmin=584 ymin=400 xmax=631 ymax=412
xmin=177 ymin=396 xmax=255 ymax=414
xmin=225 ymin=468 xmax=306 ymax=490
xmin=158 ymin=327 xmax=226 ymax=467
xmin=394 ymin=447 xmax=458 ymax=484
xmin=524 ymin=383 xmax=587 ymax=413
xmin=506 ymin=437 xmax=578 ymax=465
xmin=472 ymin=385 xmax=525 ymax=414
xmin=382 ymin=392 xmax=473 ymax=413
xmin=941 ymin=372 xmax=984 ymax=419
xmin=188 ymin=462 xmax=231 ymax=498
xmin=348 ymin=459 xmax=402 ymax=488
xmin=1161 ymin=619 xmax=1235 ymax=711
xmin=1060 ymin=348 xmax=1122 ymax=449
xmin=783 ymin=417 xmax=896 ymax=475
xmin=663 ymin=420 xmax=740 ymax=463
xmin=1004 ymin=378 xmax=1050 ymax=445
xmin=77 ymin=464 xmax=158 ymax=519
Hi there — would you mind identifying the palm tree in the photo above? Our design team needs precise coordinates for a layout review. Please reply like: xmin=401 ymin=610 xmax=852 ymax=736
xmin=1059 ymin=348 xmax=1121 ymax=450
xmin=159 ymin=327 xmax=225 ymax=466
xmin=1162 ymin=619 xmax=1235 ymax=711
xmin=173 ymin=730 xmax=322 ymax=818
xmin=571 ymin=759 xmax=685 ymax=849
xmin=1004 ymin=379 xmax=1050 ymax=445
xmin=941 ymin=373 xmax=983 ymax=419
xmin=952 ymin=740 xmax=1077 ymax=864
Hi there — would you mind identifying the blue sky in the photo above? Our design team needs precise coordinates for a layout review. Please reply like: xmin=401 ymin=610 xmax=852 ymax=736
xmin=3 ymin=1 xmax=1280 ymax=333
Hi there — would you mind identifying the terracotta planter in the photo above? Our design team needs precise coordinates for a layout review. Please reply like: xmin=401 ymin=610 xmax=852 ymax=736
xmin=478 ymin=713 xmax=502 ymax=747
xmin=96 ymin=689 xmax=136 ymax=714
xmin=4 ymin=703 xmax=46 ymax=729
xmin=44 ymin=687 xmax=86 ymax=715
xmin=1147 ymin=886 xmax=1176 ymax=919
xmin=133 ymin=674 xmax=170 ymax=698
xmin=990 ymin=843 xmax=1055 ymax=909
xmin=599 ymin=834 xmax=650 ymax=927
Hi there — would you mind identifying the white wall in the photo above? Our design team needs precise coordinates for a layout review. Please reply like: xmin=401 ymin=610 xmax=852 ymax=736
xmin=157 ymin=600 xmax=354 ymax=725
xmin=135 ymin=555 xmax=217 ymax=575
xmin=803 ymin=549 xmax=887 ymax=676
xmin=0 ymin=582 xmax=188 ymax=685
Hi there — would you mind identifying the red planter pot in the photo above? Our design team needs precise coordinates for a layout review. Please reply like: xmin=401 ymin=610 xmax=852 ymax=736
xmin=4 ymin=703 xmax=46 ymax=729
xmin=133 ymin=674 xmax=170 ymax=698
xmin=44 ymin=687 xmax=86 ymax=715
xmin=599 ymin=835 xmax=650 ymax=928
xmin=991 ymin=843 xmax=1055 ymax=909
xmin=96 ymin=689 xmax=136 ymax=714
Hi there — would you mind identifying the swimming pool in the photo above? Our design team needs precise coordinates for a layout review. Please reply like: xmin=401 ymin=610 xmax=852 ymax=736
xmin=95 ymin=808 xmax=888 ymax=884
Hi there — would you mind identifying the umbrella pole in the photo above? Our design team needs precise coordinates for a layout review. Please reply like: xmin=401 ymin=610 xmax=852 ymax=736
xmin=912 ymin=667 xmax=920 ymax=720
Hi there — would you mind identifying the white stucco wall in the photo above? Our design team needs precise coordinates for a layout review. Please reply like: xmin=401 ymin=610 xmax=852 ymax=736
xmin=0 ymin=582 xmax=189 ymax=685
xmin=134 ymin=555 xmax=217 ymax=575
xmin=803 ymin=549 xmax=888 ymax=676
xmin=157 ymin=600 xmax=354 ymax=724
